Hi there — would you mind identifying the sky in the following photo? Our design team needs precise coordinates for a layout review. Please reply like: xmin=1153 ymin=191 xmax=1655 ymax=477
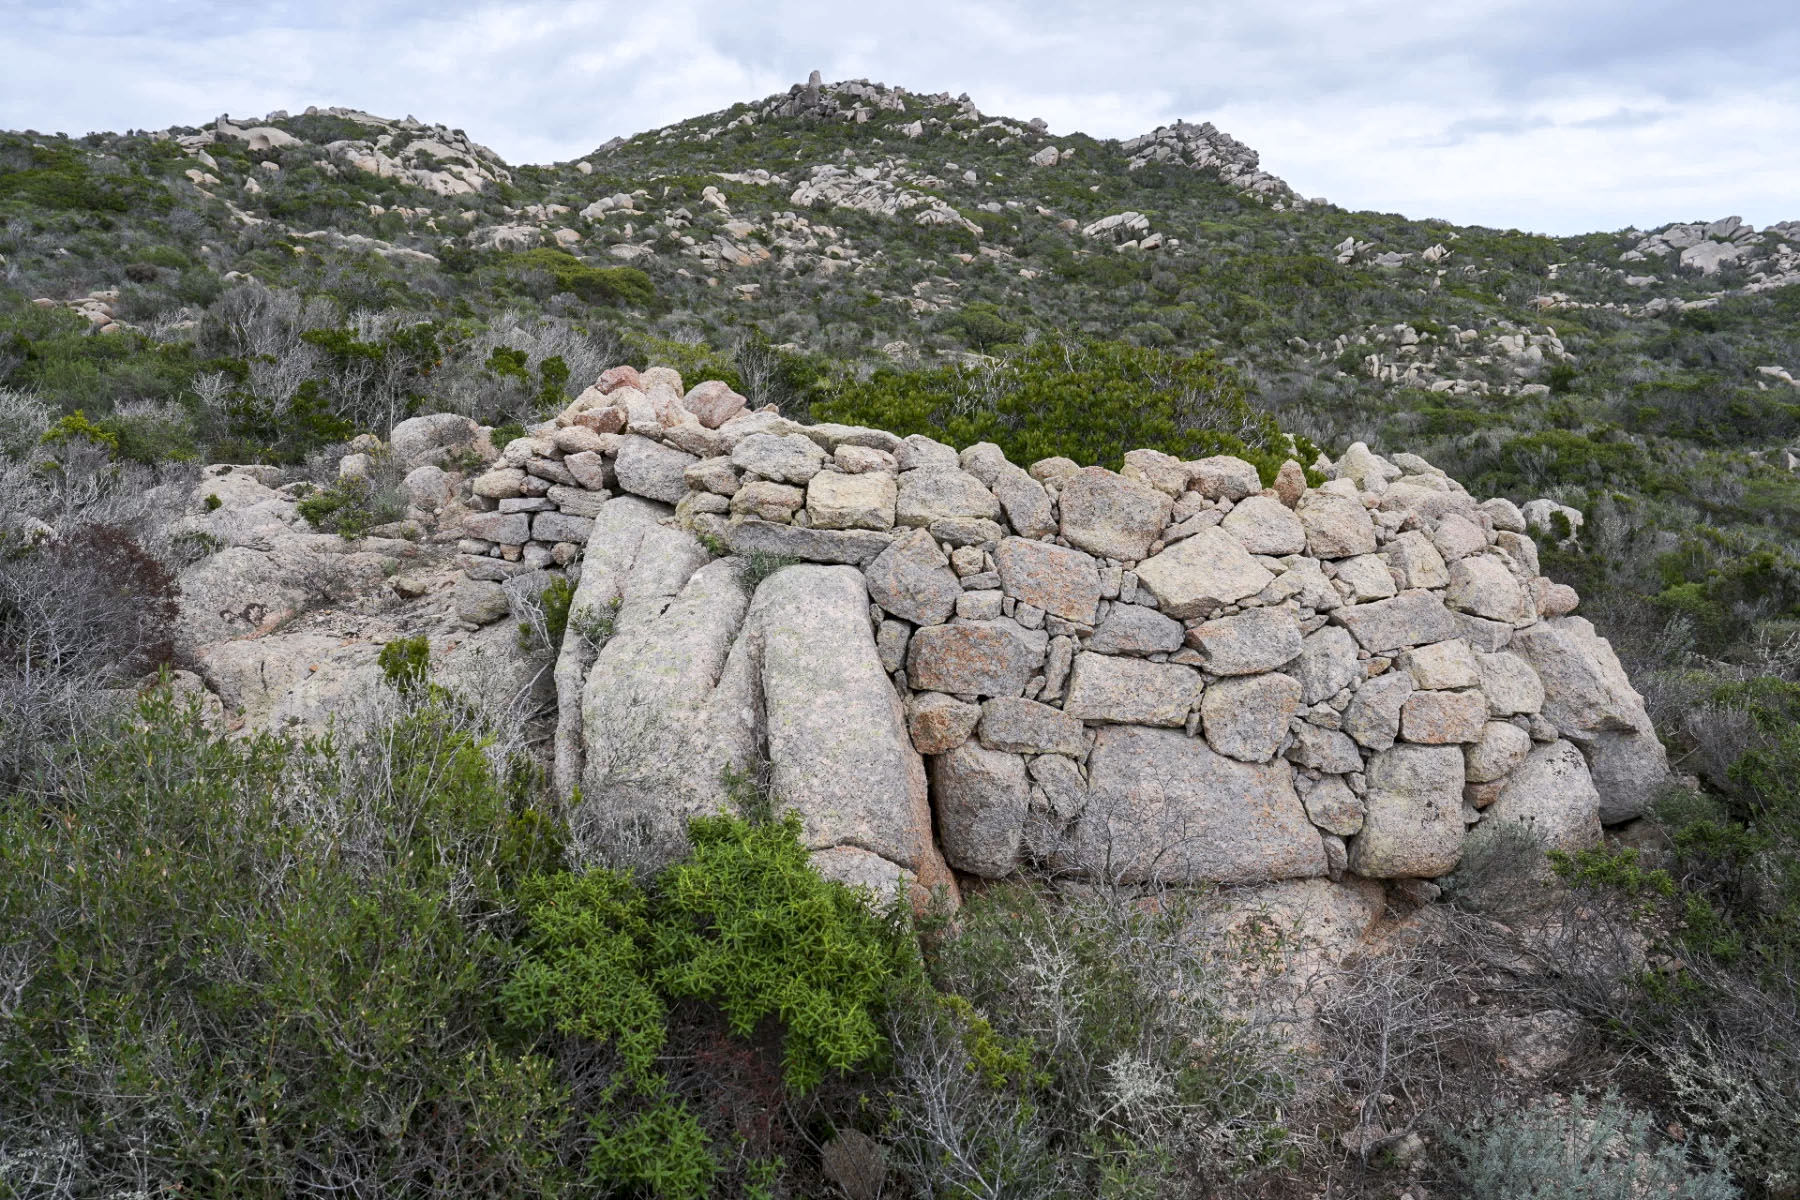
xmin=4 ymin=0 xmax=1797 ymax=236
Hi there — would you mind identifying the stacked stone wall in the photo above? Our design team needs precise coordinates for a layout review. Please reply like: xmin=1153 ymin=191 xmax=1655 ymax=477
xmin=453 ymin=365 xmax=1668 ymax=902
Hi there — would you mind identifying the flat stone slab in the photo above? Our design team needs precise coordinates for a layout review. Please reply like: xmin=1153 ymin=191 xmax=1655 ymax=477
xmin=907 ymin=619 xmax=1047 ymax=697
xmin=1135 ymin=527 xmax=1274 ymax=618
xmin=1064 ymin=725 xmax=1328 ymax=884
xmin=1331 ymin=589 xmax=1458 ymax=653
xmin=992 ymin=536 xmax=1100 ymax=624
xmin=1062 ymin=652 xmax=1203 ymax=727
xmin=725 ymin=519 xmax=893 ymax=566
xmin=978 ymin=696 xmax=1087 ymax=756
xmin=1186 ymin=606 xmax=1303 ymax=675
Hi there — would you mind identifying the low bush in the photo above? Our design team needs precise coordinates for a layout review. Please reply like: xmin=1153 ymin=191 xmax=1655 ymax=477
xmin=814 ymin=337 xmax=1316 ymax=479
xmin=507 ymin=248 xmax=655 ymax=307
xmin=1439 ymin=1091 xmax=1736 ymax=1200
xmin=504 ymin=810 xmax=910 ymax=1198
xmin=295 ymin=471 xmax=405 ymax=538
xmin=889 ymin=883 xmax=1300 ymax=1198
xmin=0 ymin=687 xmax=569 ymax=1199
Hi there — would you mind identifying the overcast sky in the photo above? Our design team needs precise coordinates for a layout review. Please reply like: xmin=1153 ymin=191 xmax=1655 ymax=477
xmin=5 ymin=0 xmax=1796 ymax=235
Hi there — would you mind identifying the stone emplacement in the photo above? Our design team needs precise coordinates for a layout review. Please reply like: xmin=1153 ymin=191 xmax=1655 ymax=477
xmin=452 ymin=365 xmax=1669 ymax=904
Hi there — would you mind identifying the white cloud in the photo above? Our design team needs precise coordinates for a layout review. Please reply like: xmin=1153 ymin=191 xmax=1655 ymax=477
xmin=3 ymin=0 xmax=1796 ymax=234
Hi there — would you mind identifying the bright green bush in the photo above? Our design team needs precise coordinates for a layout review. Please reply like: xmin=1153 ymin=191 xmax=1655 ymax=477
xmin=378 ymin=634 xmax=431 ymax=693
xmin=508 ymin=247 xmax=655 ymax=306
xmin=295 ymin=472 xmax=403 ymax=538
xmin=502 ymin=811 xmax=909 ymax=1197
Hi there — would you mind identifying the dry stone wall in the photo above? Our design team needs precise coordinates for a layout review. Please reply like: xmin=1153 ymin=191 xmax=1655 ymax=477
xmin=453 ymin=366 xmax=1668 ymax=905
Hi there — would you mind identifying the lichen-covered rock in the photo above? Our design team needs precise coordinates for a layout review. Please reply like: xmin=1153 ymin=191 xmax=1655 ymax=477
xmin=1187 ymin=606 xmax=1303 ymax=675
xmin=1063 ymin=653 xmax=1203 ymax=726
xmin=1510 ymin=617 xmax=1652 ymax=739
xmin=993 ymin=536 xmax=1100 ymax=624
xmin=1580 ymin=728 xmax=1669 ymax=825
xmin=1286 ymin=723 xmax=1364 ymax=773
xmin=1202 ymin=672 xmax=1302 ymax=762
xmin=806 ymin=471 xmax=897 ymax=530
xmin=1297 ymin=491 xmax=1377 ymax=559
xmin=866 ymin=529 xmax=961 ymax=624
xmin=1087 ymin=603 xmax=1184 ymax=655
xmin=725 ymin=520 xmax=893 ymax=565
xmin=1221 ymin=494 xmax=1306 ymax=555
xmin=1331 ymin=589 xmax=1458 ymax=652
xmin=895 ymin=467 xmax=1001 ymax=528
xmin=978 ymin=696 xmax=1086 ymax=756
xmin=1403 ymin=638 xmax=1480 ymax=690
xmin=931 ymin=741 xmax=1029 ymax=877
xmin=1336 ymin=553 xmax=1398 ymax=601
xmin=1067 ymin=725 xmax=1327 ymax=884
xmin=1400 ymin=690 xmax=1488 ymax=744
xmin=1186 ymin=455 xmax=1261 ymax=501
xmin=1299 ymin=775 xmax=1365 ymax=836
xmin=1135 ymin=527 xmax=1274 ymax=618
xmin=614 ymin=434 xmax=698 ymax=503
xmin=683 ymin=380 xmax=748 ymax=429
xmin=732 ymin=432 xmax=827 ymax=484
xmin=1347 ymin=744 xmax=1466 ymax=878
xmin=1383 ymin=530 xmax=1450 ymax=589
xmin=755 ymin=565 xmax=952 ymax=889
xmin=1294 ymin=624 xmax=1360 ymax=704
xmin=1058 ymin=467 xmax=1172 ymax=560
xmin=579 ymin=550 xmax=757 ymax=862
xmin=1466 ymin=721 xmax=1533 ymax=783
xmin=907 ymin=691 xmax=981 ymax=754
xmin=1344 ymin=670 xmax=1416 ymax=751
xmin=1476 ymin=650 xmax=1545 ymax=716
xmin=1484 ymin=740 xmax=1602 ymax=852
xmin=1446 ymin=555 xmax=1525 ymax=622
xmin=907 ymin=619 xmax=1046 ymax=697
xmin=390 ymin=412 xmax=481 ymax=468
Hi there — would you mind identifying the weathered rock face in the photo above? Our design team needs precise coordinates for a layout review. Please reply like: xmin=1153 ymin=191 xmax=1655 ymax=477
xmin=425 ymin=368 xmax=1670 ymax=900
xmin=1066 ymin=725 xmax=1327 ymax=884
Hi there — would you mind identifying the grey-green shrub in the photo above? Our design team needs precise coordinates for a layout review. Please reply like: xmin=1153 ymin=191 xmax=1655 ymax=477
xmin=1439 ymin=1091 xmax=1737 ymax=1200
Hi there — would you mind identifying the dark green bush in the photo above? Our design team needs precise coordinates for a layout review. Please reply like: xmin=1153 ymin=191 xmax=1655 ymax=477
xmin=815 ymin=337 xmax=1312 ymax=477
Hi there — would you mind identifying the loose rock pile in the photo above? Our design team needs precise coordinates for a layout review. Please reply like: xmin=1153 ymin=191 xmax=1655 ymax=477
xmin=450 ymin=368 xmax=1667 ymax=905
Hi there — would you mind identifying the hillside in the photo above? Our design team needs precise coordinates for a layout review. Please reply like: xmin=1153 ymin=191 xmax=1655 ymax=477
xmin=3 ymin=75 xmax=1800 ymax=1200
xmin=5 ymin=75 xmax=1800 ymax=674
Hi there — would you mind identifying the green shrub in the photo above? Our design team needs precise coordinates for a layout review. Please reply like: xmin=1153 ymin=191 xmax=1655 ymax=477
xmin=40 ymin=407 xmax=119 ymax=453
xmin=378 ymin=634 xmax=431 ymax=693
xmin=0 ymin=687 xmax=572 ymax=1199
xmin=1439 ymin=1091 xmax=1736 ymax=1200
xmin=295 ymin=472 xmax=402 ymax=538
xmin=889 ymin=883 xmax=1298 ymax=1196
xmin=507 ymin=247 xmax=655 ymax=307
xmin=503 ymin=811 xmax=909 ymax=1197
xmin=814 ymin=337 xmax=1312 ymax=477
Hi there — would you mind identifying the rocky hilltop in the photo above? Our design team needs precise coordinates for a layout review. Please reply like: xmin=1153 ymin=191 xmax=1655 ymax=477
xmin=172 ymin=362 xmax=1667 ymax=913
